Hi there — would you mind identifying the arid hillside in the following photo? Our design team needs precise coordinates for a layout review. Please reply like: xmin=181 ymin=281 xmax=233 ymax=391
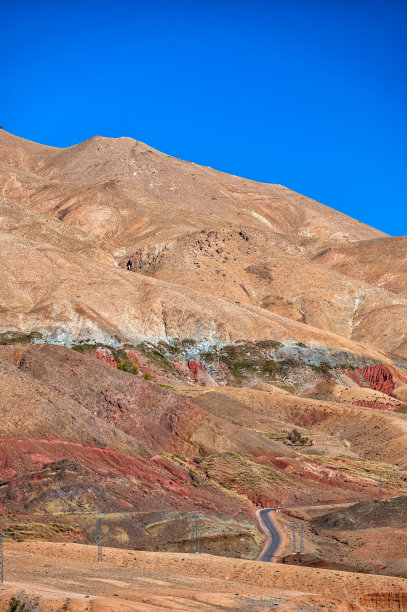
xmin=0 ymin=129 xmax=385 ymax=244
xmin=0 ymin=340 xmax=406 ymax=573
xmin=314 ymin=235 xmax=407 ymax=297
xmin=1 ymin=129 xmax=407 ymax=594
xmin=1 ymin=129 xmax=407 ymax=360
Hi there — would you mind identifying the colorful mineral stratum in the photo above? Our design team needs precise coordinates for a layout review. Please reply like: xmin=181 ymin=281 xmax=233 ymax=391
xmin=0 ymin=130 xmax=406 ymax=610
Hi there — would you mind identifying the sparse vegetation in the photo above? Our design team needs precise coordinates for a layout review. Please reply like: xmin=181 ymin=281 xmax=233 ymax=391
xmin=279 ymin=357 xmax=299 ymax=369
xmin=262 ymin=359 xmax=283 ymax=374
xmin=138 ymin=344 xmax=178 ymax=372
xmin=309 ymin=361 xmax=356 ymax=374
xmin=219 ymin=344 xmax=260 ymax=377
xmin=5 ymin=522 xmax=76 ymax=542
xmin=72 ymin=343 xmax=143 ymax=375
xmin=255 ymin=339 xmax=283 ymax=350
xmin=117 ymin=358 xmax=139 ymax=374
xmin=157 ymin=383 xmax=185 ymax=395
xmin=0 ymin=331 xmax=42 ymax=346
xmin=335 ymin=362 xmax=356 ymax=371
xmin=142 ymin=372 xmax=153 ymax=380
xmin=286 ymin=429 xmax=312 ymax=446
xmin=310 ymin=361 xmax=332 ymax=375
xmin=8 ymin=590 xmax=43 ymax=611
xmin=71 ymin=343 xmax=95 ymax=353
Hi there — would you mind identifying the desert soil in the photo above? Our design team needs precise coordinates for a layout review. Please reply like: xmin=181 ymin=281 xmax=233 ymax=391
xmin=0 ymin=543 xmax=406 ymax=611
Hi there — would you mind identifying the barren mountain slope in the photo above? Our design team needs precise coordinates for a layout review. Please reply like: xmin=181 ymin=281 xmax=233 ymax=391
xmin=1 ymin=343 xmax=403 ymax=560
xmin=0 ymin=195 xmax=111 ymax=263
xmin=2 ymin=130 xmax=407 ymax=359
xmin=2 ymin=222 xmax=399 ymax=363
xmin=128 ymin=226 xmax=407 ymax=356
xmin=0 ymin=344 xmax=287 ymax=460
xmin=189 ymin=385 xmax=407 ymax=466
xmin=314 ymin=235 xmax=407 ymax=296
xmin=0 ymin=130 xmax=387 ymax=244
xmin=0 ymin=343 xmax=406 ymax=562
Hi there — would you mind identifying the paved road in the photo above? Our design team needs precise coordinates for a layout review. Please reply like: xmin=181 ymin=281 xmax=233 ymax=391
xmin=257 ymin=509 xmax=282 ymax=562
xmin=257 ymin=501 xmax=355 ymax=563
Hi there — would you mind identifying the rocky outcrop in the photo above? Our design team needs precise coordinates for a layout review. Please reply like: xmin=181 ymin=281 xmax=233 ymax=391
xmin=172 ymin=359 xmax=217 ymax=386
xmin=361 ymin=364 xmax=394 ymax=396
xmin=93 ymin=347 xmax=117 ymax=368
xmin=345 ymin=364 xmax=396 ymax=398
xmin=360 ymin=591 xmax=407 ymax=611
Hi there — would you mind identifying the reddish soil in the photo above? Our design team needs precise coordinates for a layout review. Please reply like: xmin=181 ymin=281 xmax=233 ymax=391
xmin=353 ymin=400 xmax=398 ymax=411
xmin=361 ymin=364 xmax=395 ymax=395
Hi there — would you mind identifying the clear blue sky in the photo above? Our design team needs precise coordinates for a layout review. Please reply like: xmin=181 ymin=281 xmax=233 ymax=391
xmin=2 ymin=0 xmax=406 ymax=235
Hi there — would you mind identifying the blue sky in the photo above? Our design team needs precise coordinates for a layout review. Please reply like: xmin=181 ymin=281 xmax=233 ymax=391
xmin=2 ymin=0 xmax=406 ymax=234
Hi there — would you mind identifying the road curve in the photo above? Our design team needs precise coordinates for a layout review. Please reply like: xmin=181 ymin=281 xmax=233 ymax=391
xmin=256 ymin=501 xmax=355 ymax=563
xmin=257 ymin=509 xmax=282 ymax=562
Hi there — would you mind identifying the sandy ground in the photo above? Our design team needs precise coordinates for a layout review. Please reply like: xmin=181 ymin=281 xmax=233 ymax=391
xmin=0 ymin=542 xmax=406 ymax=611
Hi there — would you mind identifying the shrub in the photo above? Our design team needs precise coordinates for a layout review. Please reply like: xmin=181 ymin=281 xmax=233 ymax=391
xmin=310 ymin=361 xmax=331 ymax=375
xmin=142 ymin=372 xmax=152 ymax=381
xmin=8 ymin=590 xmax=43 ymax=611
xmin=286 ymin=430 xmax=312 ymax=446
xmin=71 ymin=343 xmax=94 ymax=353
xmin=262 ymin=359 xmax=283 ymax=374
xmin=287 ymin=429 xmax=302 ymax=444
xmin=117 ymin=359 xmax=139 ymax=375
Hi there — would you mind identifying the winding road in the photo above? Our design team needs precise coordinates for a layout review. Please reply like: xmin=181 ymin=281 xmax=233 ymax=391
xmin=257 ymin=508 xmax=282 ymax=562
xmin=257 ymin=501 xmax=355 ymax=563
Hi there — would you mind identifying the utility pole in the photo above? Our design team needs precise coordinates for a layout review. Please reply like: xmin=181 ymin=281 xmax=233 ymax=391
xmin=292 ymin=521 xmax=304 ymax=554
xmin=192 ymin=514 xmax=201 ymax=554
xmin=0 ymin=532 xmax=3 ymax=584
xmin=96 ymin=515 xmax=104 ymax=563
xmin=0 ymin=531 xmax=11 ymax=584
xmin=291 ymin=522 xmax=296 ymax=553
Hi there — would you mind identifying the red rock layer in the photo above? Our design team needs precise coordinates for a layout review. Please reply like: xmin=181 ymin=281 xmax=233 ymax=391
xmin=93 ymin=347 xmax=117 ymax=368
xmin=352 ymin=400 xmax=398 ymax=412
xmin=172 ymin=359 xmax=216 ymax=386
xmin=0 ymin=438 xmax=241 ymax=514
xmin=360 ymin=364 xmax=394 ymax=396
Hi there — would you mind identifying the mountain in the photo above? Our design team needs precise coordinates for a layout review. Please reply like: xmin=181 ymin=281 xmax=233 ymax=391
xmin=0 ymin=128 xmax=406 ymax=584
xmin=1 ymin=129 xmax=406 ymax=360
